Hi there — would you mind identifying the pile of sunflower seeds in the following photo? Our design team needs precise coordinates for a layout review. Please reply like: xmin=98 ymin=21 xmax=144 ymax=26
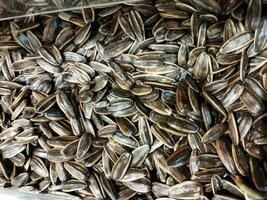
xmin=0 ymin=0 xmax=267 ymax=199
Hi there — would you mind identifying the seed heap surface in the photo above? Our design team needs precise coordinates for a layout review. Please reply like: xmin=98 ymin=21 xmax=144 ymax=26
xmin=0 ymin=0 xmax=267 ymax=199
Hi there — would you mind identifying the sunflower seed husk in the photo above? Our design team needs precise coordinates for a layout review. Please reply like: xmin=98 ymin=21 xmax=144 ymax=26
xmin=111 ymin=152 xmax=132 ymax=181
xmin=64 ymin=161 xmax=89 ymax=181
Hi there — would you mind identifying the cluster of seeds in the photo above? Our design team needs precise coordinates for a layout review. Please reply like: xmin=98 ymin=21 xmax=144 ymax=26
xmin=0 ymin=0 xmax=267 ymax=199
